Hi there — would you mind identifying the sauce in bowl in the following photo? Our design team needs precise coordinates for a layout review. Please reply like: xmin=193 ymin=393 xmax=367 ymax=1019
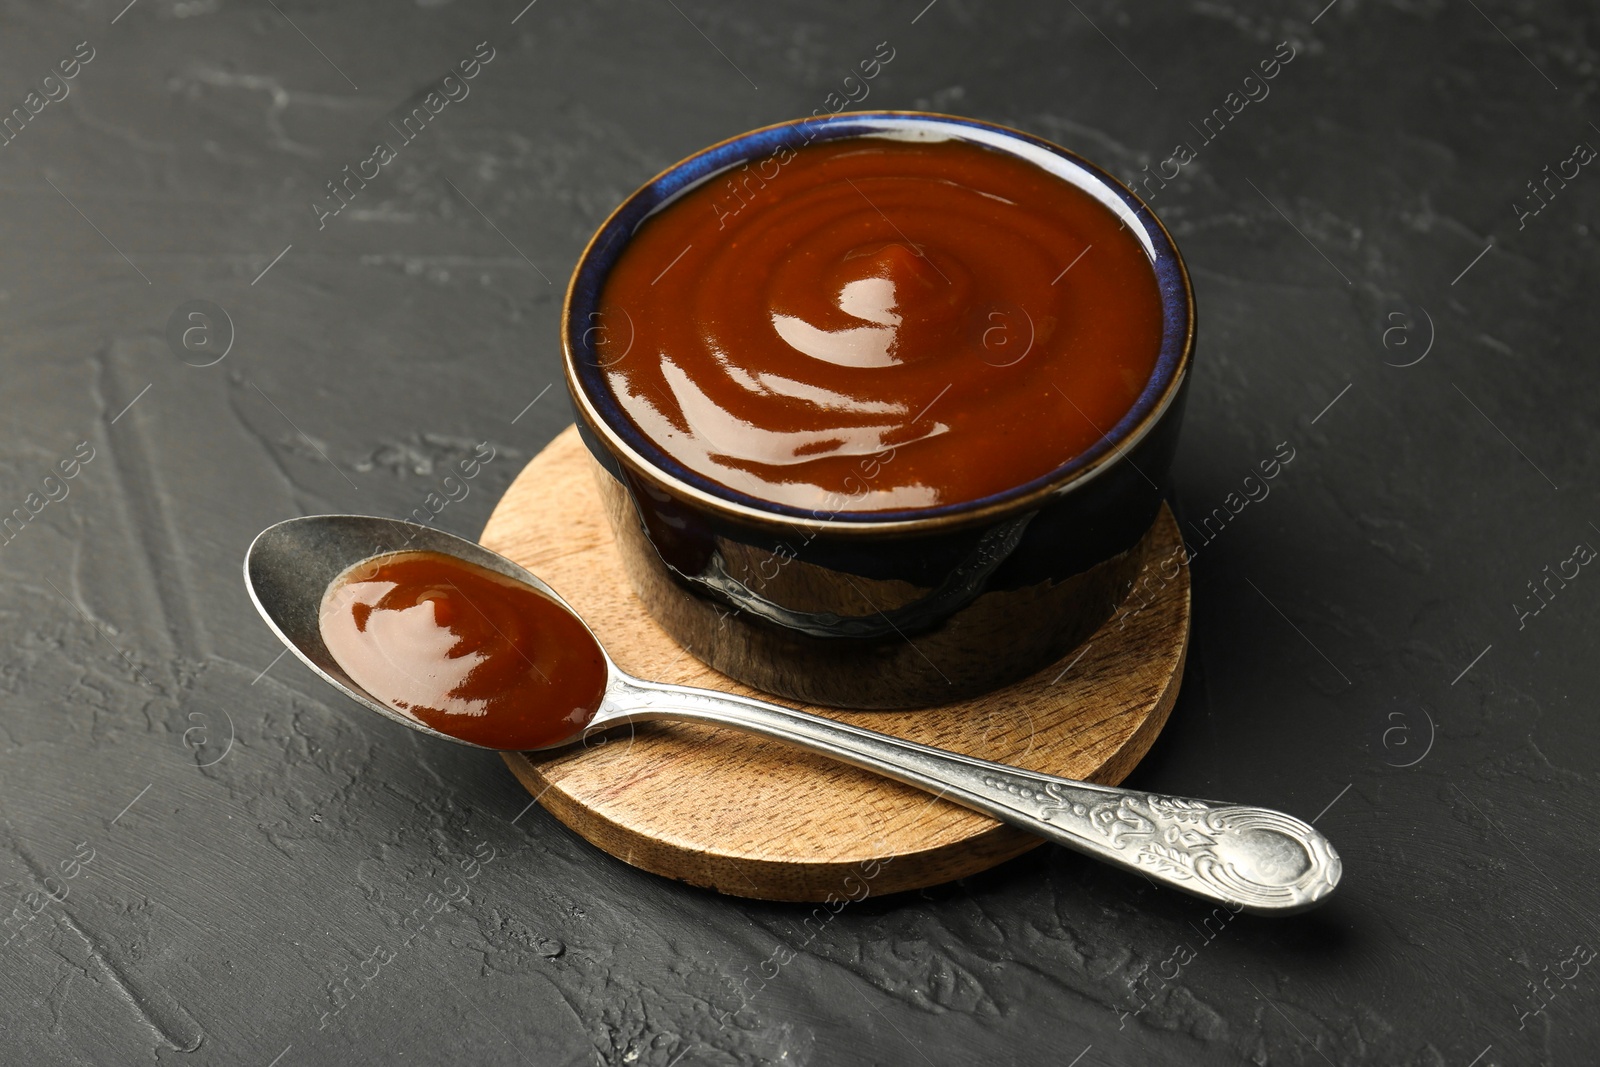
xmin=318 ymin=551 xmax=607 ymax=750
xmin=596 ymin=136 xmax=1163 ymax=513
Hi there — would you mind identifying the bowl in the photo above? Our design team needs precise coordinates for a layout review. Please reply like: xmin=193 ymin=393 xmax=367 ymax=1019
xmin=561 ymin=111 xmax=1193 ymax=709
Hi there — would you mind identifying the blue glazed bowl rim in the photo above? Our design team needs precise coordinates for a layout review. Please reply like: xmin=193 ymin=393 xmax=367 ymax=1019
xmin=562 ymin=111 xmax=1194 ymax=529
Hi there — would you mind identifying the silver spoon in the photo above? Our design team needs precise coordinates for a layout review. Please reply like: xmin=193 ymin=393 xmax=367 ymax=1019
xmin=244 ymin=514 xmax=1341 ymax=914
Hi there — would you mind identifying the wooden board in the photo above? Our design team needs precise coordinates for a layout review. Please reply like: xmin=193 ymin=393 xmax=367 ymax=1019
xmin=481 ymin=426 xmax=1190 ymax=901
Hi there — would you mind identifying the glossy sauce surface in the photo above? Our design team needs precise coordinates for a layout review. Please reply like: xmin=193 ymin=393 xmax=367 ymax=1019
xmin=318 ymin=551 xmax=608 ymax=750
xmin=596 ymin=137 xmax=1164 ymax=513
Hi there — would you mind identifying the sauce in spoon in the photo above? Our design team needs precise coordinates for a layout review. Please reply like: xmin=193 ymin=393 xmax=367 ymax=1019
xmin=318 ymin=551 xmax=607 ymax=749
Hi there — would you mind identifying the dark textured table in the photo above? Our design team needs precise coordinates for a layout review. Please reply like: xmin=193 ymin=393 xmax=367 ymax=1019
xmin=2 ymin=1 xmax=1594 ymax=1064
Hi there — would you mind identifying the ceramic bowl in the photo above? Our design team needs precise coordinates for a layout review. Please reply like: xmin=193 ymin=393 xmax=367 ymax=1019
xmin=562 ymin=111 xmax=1193 ymax=709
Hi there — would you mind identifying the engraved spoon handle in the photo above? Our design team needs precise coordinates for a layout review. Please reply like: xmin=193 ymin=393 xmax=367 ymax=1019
xmin=601 ymin=675 xmax=1341 ymax=914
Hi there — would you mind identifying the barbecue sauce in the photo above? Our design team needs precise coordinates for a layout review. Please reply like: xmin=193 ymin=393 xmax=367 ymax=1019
xmin=319 ymin=551 xmax=607 ymax=750
xmin=596 ymin=136 xmax=1164 ymax=512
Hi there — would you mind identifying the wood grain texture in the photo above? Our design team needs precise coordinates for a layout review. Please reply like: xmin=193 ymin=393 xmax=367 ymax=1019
xmin=481 ymin=426 xmax=1190 ymax=901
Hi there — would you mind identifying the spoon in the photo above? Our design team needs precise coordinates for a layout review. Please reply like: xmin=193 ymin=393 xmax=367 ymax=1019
xmin=244 ymin=514 xmax=1341 ymax=914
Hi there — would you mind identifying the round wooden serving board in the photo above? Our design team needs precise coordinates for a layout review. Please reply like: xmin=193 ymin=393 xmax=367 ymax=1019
xmin=481 ymin=426 xmax=1190 ymax=901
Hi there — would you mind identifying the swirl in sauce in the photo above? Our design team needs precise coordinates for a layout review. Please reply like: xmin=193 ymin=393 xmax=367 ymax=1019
xmin=596 ymin=136 xmax=1164 ymax=513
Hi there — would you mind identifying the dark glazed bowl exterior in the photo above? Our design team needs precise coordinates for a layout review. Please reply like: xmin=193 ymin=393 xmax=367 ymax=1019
xmin=562 ymin=112 xmax=1194 ymax=709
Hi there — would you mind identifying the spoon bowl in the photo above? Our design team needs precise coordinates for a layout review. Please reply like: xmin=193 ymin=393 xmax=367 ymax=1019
xmin=244 ymin=513 xmax=593 ymax=750
xmin=245 ymin=514 xmax=1342 ymax=914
